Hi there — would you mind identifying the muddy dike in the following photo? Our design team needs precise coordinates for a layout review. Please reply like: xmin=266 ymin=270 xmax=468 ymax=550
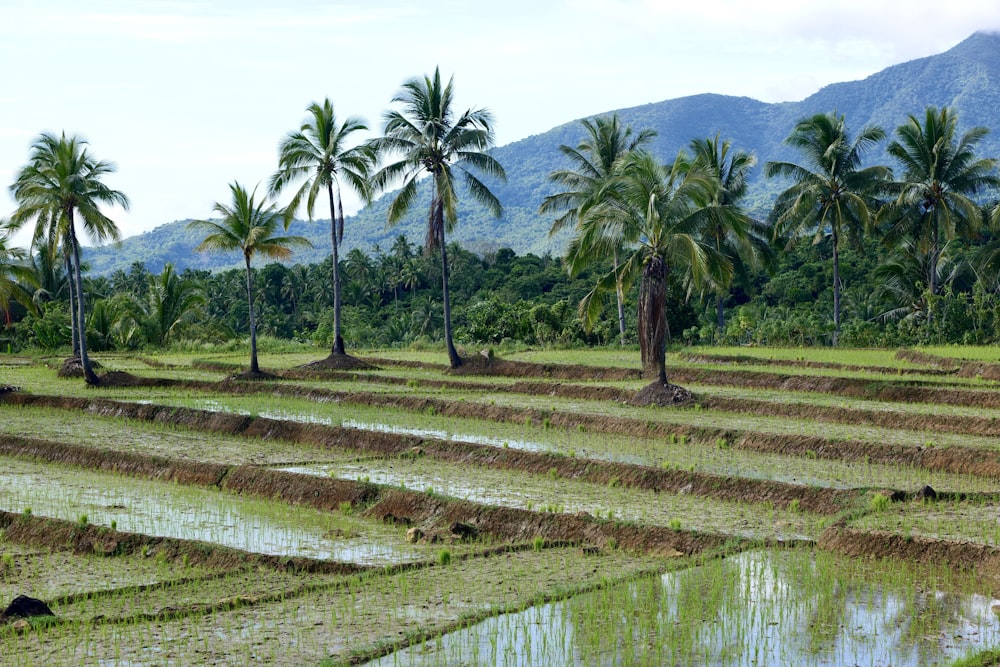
xmin=0 ymin=434 xmax=227 ymax=486
xmin=3 ymin=394 xmax=868 ymax=515
xmin=0 ymin=510 xmax=367 ymax=574
xmin=818 ymin=525 xmax=1000 ymax=576
xmin=0 ymin=434 xmax=743 ymax=558
xmin=363 ymin=355 xmax=1000 ymax=406
xmin=280 ymin=366 xmax=1000 ymax=441
xmin=681 ymin=351 xmax=957 ymax=376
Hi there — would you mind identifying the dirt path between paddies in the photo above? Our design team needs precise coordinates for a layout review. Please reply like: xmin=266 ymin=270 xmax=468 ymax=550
xmin=0 ymin=397 xmax=868 ymax=516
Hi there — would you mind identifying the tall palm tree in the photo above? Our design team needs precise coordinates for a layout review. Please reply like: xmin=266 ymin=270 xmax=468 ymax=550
xmin=568 ymin=150 xmax=725 ymax=388
xmin=370 ymin=67 xmax=506 ymax=368
xmin=189 ymin=183 xmax=311 ymax=375
xmin=0 ymin=221 xmax=39 ymax=328
xmin=880 ymin=106 xmax=999 ymax=301
xmin=689 ymin=134 xmax=775 ymax=331
xmin=765 ymin=112 xmax=890 ymax=346
xmin=540 ymin=115 xmax=656 ymax=345
xmin=8 ymin=132 xmax=128 ymax=384
xmin=268 ymin=99 xmax=372 ymax=359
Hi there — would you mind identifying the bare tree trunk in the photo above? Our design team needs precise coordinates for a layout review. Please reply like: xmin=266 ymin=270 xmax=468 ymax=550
xmin=69 ymin=220 xmax=99 ymax=385
xmin=638 ymin=255 xmax=668 ymax=384
xmin=716 ymin=294 xmax=725 ymax=332
xmin=245 ymin=256 xmax=259 ymax=374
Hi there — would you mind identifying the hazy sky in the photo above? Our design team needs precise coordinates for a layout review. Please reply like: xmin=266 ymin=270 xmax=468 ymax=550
xmin=4 ymin=0 xmax=1000 ymax=248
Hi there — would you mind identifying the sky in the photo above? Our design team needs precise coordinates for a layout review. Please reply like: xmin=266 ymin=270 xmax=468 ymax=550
xmin=3 ymin=0 xmax=1000 ymax=249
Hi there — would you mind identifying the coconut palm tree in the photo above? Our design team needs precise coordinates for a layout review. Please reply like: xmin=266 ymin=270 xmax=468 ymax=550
xmin=0 ymin=221 xmax=39 ymax=327
xmin=765 ymin=112 xmax=890 ymax=346
xmin=268 ymin=99 xmax=372 ymax=361
xmin=689 ymin=134 xmax=775 ymax=331
xmin=568 ymin=150 xmax=725 ymax=390
xmin=880 ymin=106 xmax=999 ymax=302
xmin=370 ymin=67 xmax=506 ymax=368
xmin=540 ymin=115 xmax=656 ymax=345
xmin=8 ymin=132 xmax=128 ymax=383
xmin=140 ymin=263 xmax=206 ymax=346
xmin=189 ymin=182 xmax=311 ymax=375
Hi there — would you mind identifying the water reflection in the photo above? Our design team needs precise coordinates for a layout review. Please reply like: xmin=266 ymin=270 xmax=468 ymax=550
xmin=366 ymin=550 xmax=1000 ymax=666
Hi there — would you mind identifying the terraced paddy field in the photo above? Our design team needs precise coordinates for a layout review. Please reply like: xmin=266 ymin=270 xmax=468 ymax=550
xmin=4 ymin=346 xmax=1000 ymax=665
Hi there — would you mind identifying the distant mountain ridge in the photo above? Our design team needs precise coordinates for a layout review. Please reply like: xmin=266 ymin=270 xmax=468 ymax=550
xmin=85 ymin=31 xmax=1000 ymax=275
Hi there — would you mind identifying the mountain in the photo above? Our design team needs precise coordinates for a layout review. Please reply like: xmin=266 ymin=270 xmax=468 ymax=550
xmin=85 ymin=31 xmax=1000 ymax=275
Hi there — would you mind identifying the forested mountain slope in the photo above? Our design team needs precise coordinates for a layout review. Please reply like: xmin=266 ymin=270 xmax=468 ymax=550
xmin=86 ymin=31 xmax=1000 ymax=275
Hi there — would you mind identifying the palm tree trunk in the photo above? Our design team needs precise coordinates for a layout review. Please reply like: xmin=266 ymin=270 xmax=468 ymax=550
xmin=436 ymin=205 xmax=461 ymax=369
xmin=327 ymin=185 xmax=345 ymax=355
xmin=65 ymin=252 xmax=79 ymax=358
xmin=612 ymin=249 xmax=626 ymax=346
xmin=638 ymin=255 xmax=668 ymax=384
xmin=928 ymin=218 xmax=939 ymax=325
xmin=68 ymin=220 xmax=99 ymax=385
xmin=831 ymin=229 xmax=840 ymax=348
xmin=245 ymin=256 xmax=259 ymax=374
xmin=716 ymin=294 xmax=725 ymax=331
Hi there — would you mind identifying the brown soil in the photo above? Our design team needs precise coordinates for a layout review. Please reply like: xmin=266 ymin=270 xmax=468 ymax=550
xmin=683 ymin=351 xmax=959 ymax=376
xmin=631 ymin=381 xmax=695 ymax=407
xmin=298 ymin=353 xmax=377 ymax=371
xmin=818 ymin=525 xmax=1000 ymax=574
xmin=0 ymin=434 xmax=228 ymax=486
xmin=12 ymin=385 xmax=1000 ymax=479
xmin=700 ymin=394 xmax=1000 ymax=439
xmin=279 ymin=368 xmax=635 ymax=403
xmin=222 ymin=465 xmax=380 ymax=510
xmin=364 ymin=489 xmax=737 ymax=555
xmin=99 ymin=371 xmax=164 ymax=387
xmin=277 ymin=367 xmax=1000 ymax=440
xmin=894 ymin=348 xmax=960 ymax=369
xmin=227 ymin=370 xmax=279 ymax=382
xmin=957 ymin=361 xmax=1000 ymax=381
xmin=365 ymin=355 xmax=1000 ymax=409
xmin=439 ymin=355 xmax=646 ymax=381
xmin=55 ymin=357 xmax=102 ymax=378
xmin=0 ymin=510 xmax=366 ymax=574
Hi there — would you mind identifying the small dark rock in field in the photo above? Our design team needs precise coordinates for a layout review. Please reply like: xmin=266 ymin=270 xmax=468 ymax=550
xmin=0 ymin=595 xmax=54 ymax=622
xmin=0 ymin=385 xmax=19 ymax=395
xmin=915 ymin=485 xmax=937 ymax=501
xmin=449 ymin=521 xmax=478 ymax=541
xmin=406 ymin=527 xmax=424 ymax=543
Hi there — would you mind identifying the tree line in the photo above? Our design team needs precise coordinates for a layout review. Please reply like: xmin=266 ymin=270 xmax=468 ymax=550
xmin=3 ymin=68 xmax=1000 ymax=383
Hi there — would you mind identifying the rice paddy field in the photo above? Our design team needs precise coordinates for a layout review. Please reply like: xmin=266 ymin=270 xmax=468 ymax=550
xmin=3 ymin=345 xmax=1000 ymax=665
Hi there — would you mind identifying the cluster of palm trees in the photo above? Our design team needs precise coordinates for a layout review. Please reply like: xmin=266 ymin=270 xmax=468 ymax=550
xmin=541 ymin=106 xmax=1000 ymax=386
xmin=3 ymin=67 xmax=506 ymax=380
xmin=188 ymin=67 xmax=505 ymax=374
xmin=5 ymin=77 xmax=1000 ymax=387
